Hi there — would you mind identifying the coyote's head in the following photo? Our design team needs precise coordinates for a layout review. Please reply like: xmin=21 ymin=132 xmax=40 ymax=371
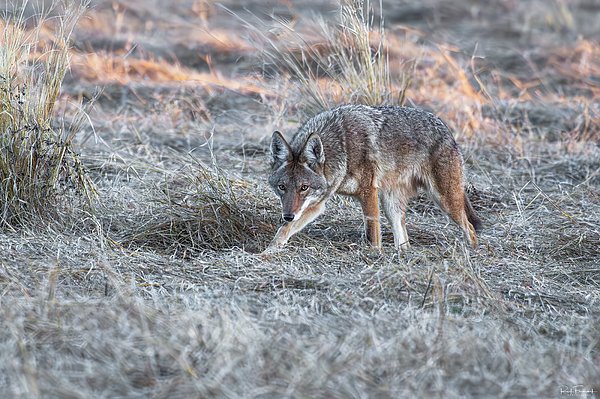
xmin=268 ymin=131 xmax=328 ymax=222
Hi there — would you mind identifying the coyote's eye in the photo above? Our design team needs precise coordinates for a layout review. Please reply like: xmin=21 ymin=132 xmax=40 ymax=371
xmin=300 ymin=184 xmax=309 ymax=192
xmin=278 ymin=184 xmax=286 ymax=191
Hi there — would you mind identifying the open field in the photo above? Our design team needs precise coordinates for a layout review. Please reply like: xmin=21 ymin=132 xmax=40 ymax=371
xmin=1 ymin=0 xmax=600 ymax=397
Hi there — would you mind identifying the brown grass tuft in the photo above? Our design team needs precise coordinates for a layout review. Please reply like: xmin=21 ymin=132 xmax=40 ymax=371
xmin=111 ymin=149 xmax=278 ymax=254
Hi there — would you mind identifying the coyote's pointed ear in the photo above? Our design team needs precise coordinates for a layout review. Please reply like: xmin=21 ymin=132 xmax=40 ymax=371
xmin=300 ymin=133 xmax=325 ymax=168
xmin=270 ymin=131 xmax=292 ymax=167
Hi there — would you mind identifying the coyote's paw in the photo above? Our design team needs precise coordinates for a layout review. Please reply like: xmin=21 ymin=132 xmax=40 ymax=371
xmin=261 ymin=242 xmax=285 ymax=255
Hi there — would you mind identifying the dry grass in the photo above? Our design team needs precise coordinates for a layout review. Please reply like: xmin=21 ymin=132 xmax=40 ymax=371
xmin=1 ymin=0 xmax=600 ymax=397
xmin=115 ymin=150 xmax=278 ymax=254
xmin=0 ymin=0 xmax=95 ymax=226
xmin=228 ymin=0 xmax=414 ymax=113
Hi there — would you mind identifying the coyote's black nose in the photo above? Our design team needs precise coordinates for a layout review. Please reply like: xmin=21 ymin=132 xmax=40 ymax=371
xmin=282 ymin=213 xmax=295 ymax=222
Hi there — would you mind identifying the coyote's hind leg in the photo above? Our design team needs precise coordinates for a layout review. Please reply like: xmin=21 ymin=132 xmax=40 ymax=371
xmin=429 ymin=154 xmax=479 ymax=247
xmin=380 ymin=188 xmax=410 ymax=251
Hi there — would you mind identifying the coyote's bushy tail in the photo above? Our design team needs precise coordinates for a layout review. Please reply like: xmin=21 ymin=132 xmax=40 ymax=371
xmin=464 ymin=194 xmax=483 ymax=233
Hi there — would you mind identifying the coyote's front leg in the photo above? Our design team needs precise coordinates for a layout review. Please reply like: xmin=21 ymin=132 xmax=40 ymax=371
xmin=264 ymin=201 xmax=326 ymax=253
xmin=357 ymin=187 xmax=382 ymax=248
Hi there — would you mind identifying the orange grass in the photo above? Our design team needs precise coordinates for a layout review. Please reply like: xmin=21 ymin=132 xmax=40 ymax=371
xmin=546 ymin=40 xmax=600 ymax=95
xmin=71 ymin=51 xmax=277 ymax=97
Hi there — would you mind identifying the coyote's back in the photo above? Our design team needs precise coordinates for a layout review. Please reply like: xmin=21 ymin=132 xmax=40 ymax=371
xmin=267 ymin=105 xmax=482 ymax=252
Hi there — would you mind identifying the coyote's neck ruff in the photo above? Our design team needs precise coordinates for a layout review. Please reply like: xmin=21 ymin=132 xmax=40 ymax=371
xmin=267 ymin=105 xmax=482 ymax=252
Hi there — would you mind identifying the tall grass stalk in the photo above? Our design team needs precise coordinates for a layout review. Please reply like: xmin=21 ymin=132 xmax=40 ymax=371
xmin=229 ymin=0 xmax=413 ymax=112
xmin=0 ymin=0 xmax=95 ymax=226
xmin=332 ymin=0 xmax=410 ymax=107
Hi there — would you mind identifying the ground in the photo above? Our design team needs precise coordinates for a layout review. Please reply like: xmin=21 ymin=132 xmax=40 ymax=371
xmin=1 ymin=0 xmax=599 ymax=397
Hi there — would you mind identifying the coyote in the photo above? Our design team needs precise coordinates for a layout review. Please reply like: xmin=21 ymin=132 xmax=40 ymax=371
xmin=267 ymin=105 xmax=482 ymax=252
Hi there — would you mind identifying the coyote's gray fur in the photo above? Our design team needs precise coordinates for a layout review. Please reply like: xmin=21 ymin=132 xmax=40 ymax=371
xmin=267 ymin=105 xmax=482 ymax=251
